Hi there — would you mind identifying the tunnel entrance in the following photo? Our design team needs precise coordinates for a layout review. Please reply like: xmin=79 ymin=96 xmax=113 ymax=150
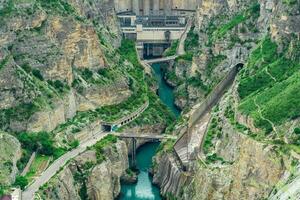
xmin=102 ymin=125 xmax=112 ymax=132
xmin=236 ymin=63 xmax=244 ymax=71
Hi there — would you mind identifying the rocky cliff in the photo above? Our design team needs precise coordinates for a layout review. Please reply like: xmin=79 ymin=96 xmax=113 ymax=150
xmin=0 ymin=0 xmax=131 ymax=134
xmin=154 ymin=0 xmax=300 ymax=199
xmin=38 ymin=139 xmax=129 ymax=200
xmin=0 ymin=132 xmax=21 ymax=187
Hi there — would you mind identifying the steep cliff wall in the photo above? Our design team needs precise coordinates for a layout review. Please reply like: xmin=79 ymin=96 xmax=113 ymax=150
xmin=0 ymin=0 xmax=131 ymax=134
xmin=38 ymin=140 xmax=129 ymax=200
xmin=154 ymin=0 xmax=300 ymax=199
xmin=0 ymin=132 xmax=21 ymax=187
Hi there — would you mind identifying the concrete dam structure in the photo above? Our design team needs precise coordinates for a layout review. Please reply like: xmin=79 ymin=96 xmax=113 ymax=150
xmin=115 ymin=0 xmax=201 ymax=58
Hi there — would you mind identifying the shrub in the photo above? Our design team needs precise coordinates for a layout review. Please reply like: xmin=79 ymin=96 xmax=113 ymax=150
xmin=32 ymin=69 xmax=44 ymax=81
xmin=163 ymin=40 xmax=179 ymax=57
xmin=81 ymin=69 xmax=93 ymax=80
xmin=0 ymin=56 xmax=9 ymax=71
xmin=294 ymin=128 xmax=300 ymax=135
xmin=185 ymin=26 xmax=199 ymax=51
xmin=70 ymin=140 xmax=79 ymax=149
xmin=94 ymin=135 xmax=118 ymax=163
xmin=175 ymin=52 xmax=193 ymax=61
xmin=17 ymin=132 xmax=56 ymax=156
xmin=14 ymin=176 xmax=28 ymax=189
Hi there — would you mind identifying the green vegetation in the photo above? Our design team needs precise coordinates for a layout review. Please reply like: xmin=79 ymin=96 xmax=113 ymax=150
xmin=206 ymin=54 xmax=227 ymax=77
xmin=184 ymin=26 xmax=199 ymax=52
xmin=175 ymin=52 xmax=193 ymax=61
xmin=94 ymin=134 xmax=118 ymax=163
xmin=32 ymin=69 xmax=44 ymax=81
xmin=24 ymin=155 xmax=49 ymax=183
xmin=294 ymin=128 xmax=300 ymax=135
xmin=38 ymin=0 xmax=78 ymax=17
xmin=0 ymin=0 xmax=15 ymax=21
xmin=282 ymin=0 xmax=297 ymax=5
xmin=238 ymin=37 xmax=300 ymax=132
xmin=0 ymin=56 xmax=9 ymax=71
xmin=163 ymin=40 xmax=179 ymax=57
xmin=14 ymin=176 xmax=28 ymax=190
xmin=209 ymin=2 xmax=260 ymax=44
xmin=17 ymin=132 xmax=66 ymax=160
xmin=203 ymin=117 xmax=222 ymax=154
xmin=156 ymin=138 xmax=177 ymax=153
xmin=0 ymin=185 xmax=4 ymax=196
xmin=118 ymin=91 xmax=175 ymax=129
xmin=187 ymin=72 xmax=209 ymax=93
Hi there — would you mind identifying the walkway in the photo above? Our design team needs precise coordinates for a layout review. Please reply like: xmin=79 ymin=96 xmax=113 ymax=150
xmin=114 ymin=132 xmax=177 ymax=140
xmin=143 ymin=55 xmax=178 ymax=64
xmin=22 ymin=131 xmax=109 ymax=200
xmin=177 ymin=18 xmax=192 ymax=56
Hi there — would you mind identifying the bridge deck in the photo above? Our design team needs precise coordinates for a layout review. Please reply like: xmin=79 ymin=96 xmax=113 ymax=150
xmin=143 ymin=55 xmax=178 ymax=64
xmin=113 ymin=132 xmax=177 ymax=140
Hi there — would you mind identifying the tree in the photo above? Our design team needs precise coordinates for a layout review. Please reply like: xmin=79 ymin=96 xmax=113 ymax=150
xmin=294 ymin=127 xmax=300 ymax=135
xmin=14 ymin=176 xmax=28 ymax=190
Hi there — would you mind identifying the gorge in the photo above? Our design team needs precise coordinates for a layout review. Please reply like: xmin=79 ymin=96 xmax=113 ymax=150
xmin=0 ymin=0 xmax=300 ymax=200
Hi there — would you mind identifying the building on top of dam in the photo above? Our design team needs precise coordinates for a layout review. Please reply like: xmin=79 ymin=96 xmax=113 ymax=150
xmin=114 ymin=0 xmax=201 ymax=15
xmin=115 ymin=0 xmax=201 ymax=58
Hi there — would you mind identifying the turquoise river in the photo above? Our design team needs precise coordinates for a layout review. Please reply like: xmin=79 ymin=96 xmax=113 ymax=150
xmin=118 ymin=62 xmax=180 ymax=200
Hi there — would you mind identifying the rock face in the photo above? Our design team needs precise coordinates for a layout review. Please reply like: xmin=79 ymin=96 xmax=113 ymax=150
xmin=154 ymin=0 xmax=300 ymax=199
xmin=0 ymin=0 xmax=130 ymax=134
xmin=39 ymin=140 xmax=129 ymax=200
xmin=0 ymin=132 xmax=21 ymax=186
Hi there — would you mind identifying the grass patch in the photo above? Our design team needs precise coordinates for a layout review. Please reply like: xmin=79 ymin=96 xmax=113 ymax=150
xmin=0 ymin=56 xmax=10 ymax=71
xmin=238 ymin=36 xmax=300 ymax=132
xmin=184 ymin=26 xmax=199 ymax=52
xmin=24 ymin=155 xmax=49 ymax=183
xmin=163 ymin=40 xmax=179 ymax=57
xmin=209 ymin=2 xmax=260 ymax=44
xmin=94 ymin=134 xmax=118 ymax=163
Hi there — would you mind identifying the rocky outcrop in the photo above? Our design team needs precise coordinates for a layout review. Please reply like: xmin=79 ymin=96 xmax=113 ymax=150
xmin=154 ymin=1 xmax=300 ymax=199
xmin=0 ymin=0 xmax=131 ymax=134
xmin=153 ymin=153 xmax=191 ymax=197
xmin=0 ymin=132 xmax=21 ymax=186
xmin=39 ymin=140 xmax=129 ymax=200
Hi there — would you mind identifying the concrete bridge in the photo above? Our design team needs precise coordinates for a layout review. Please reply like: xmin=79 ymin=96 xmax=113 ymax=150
xmin=173 ymin=63 xmax=244 ymax=171
xmin=114 ymin=132 xmax=177 ymax=167
xmin=143 ymin=55 xmax=178 ymax=64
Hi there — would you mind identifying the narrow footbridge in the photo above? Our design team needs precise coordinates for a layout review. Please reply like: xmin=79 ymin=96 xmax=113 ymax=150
xmin=113 ymin=132 xmax=177 ymax=140
xmin=143 ymin=55 xmax=178 ymax=64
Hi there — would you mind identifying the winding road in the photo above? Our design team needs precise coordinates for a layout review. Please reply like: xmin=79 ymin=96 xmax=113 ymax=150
xmin=22 ymin=131 xmax=109 ymax=200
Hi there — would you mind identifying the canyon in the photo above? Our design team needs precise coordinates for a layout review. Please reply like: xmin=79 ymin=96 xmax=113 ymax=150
xmin=0 ymin=0 xmax=300 ymax=200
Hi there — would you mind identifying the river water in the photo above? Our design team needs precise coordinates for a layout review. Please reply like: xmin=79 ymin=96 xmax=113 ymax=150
xmin=151 ymin=63 xmax=181 ymax=117
xmin=118 ymin=62 xmax=180 ymax=200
